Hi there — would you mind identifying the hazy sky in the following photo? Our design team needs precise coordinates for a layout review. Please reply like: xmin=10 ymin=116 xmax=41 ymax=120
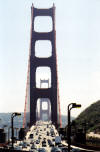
xmin=0 ymin=0 xmax=100 ymax=117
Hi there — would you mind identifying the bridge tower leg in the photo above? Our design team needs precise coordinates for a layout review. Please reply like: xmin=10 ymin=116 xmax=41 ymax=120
xmin=29 ymin=4 xmax=58 ymax=127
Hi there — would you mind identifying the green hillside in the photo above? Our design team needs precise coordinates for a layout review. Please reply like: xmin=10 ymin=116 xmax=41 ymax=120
xmin=74 ymin=100 xmax=100 ymax=133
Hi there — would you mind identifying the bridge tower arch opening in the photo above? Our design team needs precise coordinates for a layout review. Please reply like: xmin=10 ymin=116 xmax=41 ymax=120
xmin=36 ymin=79 xmax=51 ymax=122
xmin=36 ymin=98 xmax=51 ymax=121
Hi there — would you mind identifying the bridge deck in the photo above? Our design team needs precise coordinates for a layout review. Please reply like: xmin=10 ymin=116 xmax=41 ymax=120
xmin=13 ymin=121 xmax=96 ymax=152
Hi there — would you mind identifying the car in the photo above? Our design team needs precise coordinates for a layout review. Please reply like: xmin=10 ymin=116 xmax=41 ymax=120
xmin=52 ymin=138 xmax=55 ymax=142
xmin=50 ymin=142 xmax=54 ymax=147
xmin=30 ymin=134 xmax=34 ymax=138
xmin=47 ymin=131 xmax=49 ymax=136
xmin=27 ymin=143 xmax=30 ymax=146
xmin=19 ymin=142 xmax=23 ymax=146
xmin=55 ymin=136 xmax=61 ymax=145
xmin=22 ymin=144 xmax=27 ymax=149
xmin=30 ymin=141 xmax=34 ymax=144
xmin=48 ymin=139 xmax=54 ymax=146
xmin=38 ymin=136 xmax=41 ymax=139
xmin=58 ymin=143 xmax=64 ymax=147
xmin=30 ymin=149 xmax=38 ymax=152
xmin=42 ymin=141 xmax=46 ymax=147
xmin=48 ymin=139 xmax=51 ymax=144
xmin=43 ymin=139 xmax=46 ymax=142
xmin=59 ymin=147 xmax=68 ymax=152
xmin=72 ymin=148 xmax=81 ymax=152
xmin=49 ymin=141 xmax=54 ymax=147
xmin=51 ymin=147 xmax=62 ymax=152
xmin=14 ymin=146 xmax=22 ymax=150
xmin=38 ymin=148 xmax=47 ymax=152
xmin=31 ymin=144 xmax=37 ymax=149
xmin=36 ymin=140 xmax=39 ymax=144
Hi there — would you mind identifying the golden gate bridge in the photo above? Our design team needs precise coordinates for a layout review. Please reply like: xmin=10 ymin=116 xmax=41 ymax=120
xmin=0 ymin=3 xmax=99 ymax=152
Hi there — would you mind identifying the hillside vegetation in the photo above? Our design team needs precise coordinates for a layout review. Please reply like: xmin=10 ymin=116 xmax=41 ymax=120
xmin=75 ymin=100 xmax=100 ymax=133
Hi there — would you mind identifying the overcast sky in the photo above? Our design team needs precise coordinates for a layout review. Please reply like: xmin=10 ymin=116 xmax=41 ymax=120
xmin=0 ymin=0 xmax=100 ymax=117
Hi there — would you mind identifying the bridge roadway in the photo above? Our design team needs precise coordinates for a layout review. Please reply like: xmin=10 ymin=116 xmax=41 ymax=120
xmin=14 ymin=121 xmax=95 ymax=152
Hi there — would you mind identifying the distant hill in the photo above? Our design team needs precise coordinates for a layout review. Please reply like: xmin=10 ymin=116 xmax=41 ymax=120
xmin=75 ymin=100 xmax=100 ymax=133
xmin=0 ymin=113 xmax=24 ymax=128
xmin=0 ymin=113 xmax=74 ymax=128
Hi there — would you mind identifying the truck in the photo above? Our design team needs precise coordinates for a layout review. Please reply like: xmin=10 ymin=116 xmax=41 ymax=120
xmin=55 ymin=136 xmax=61 ymax=145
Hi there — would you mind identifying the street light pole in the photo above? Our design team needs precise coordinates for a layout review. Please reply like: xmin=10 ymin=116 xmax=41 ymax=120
xmin=11 ymin=112 xmax=21 ymax=149
xmin=68 ymin=103 xmax=72 ymax=152
xmin=67 ymin=103 xmax=81 ymax=152
xmin=11 ymin=115 xmax=14 ymax=149
xmin=68 ymin=108 xmax=71 ymax=152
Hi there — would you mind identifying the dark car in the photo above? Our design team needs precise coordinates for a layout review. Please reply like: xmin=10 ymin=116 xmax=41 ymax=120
xmin=48 ymin=139 xmax=51 ymax=144
xmin=30 ymin=141 xmax=34 ymax=144
xmin=51 ymin=147 xmax=62 ymax=152
xmin=36 ymin=140 xmax=40 ymax=144
xmin=38 ymin=136 xmax=42 ymax=139
xmin=42 ymin=141 xmax=46 ymax=147
xmin=29 ymin=134 xmax=33 ymax=138
xmin=31 ymin=144 xmax=36 ymax=149
xmin=47 ymin=131 xmax=49 ymax=136
xmin=49 ymin=142 xmax=54 ymax=147
xmin=60 ymin=147 xmax=68 ymax=152
xmin=72 ymin=148 xmax=81 ymax=152
xmin=58 ymin=143 xmax=64 ymax=147
xmin=38 ymin=148 xmax=47 ymax=152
